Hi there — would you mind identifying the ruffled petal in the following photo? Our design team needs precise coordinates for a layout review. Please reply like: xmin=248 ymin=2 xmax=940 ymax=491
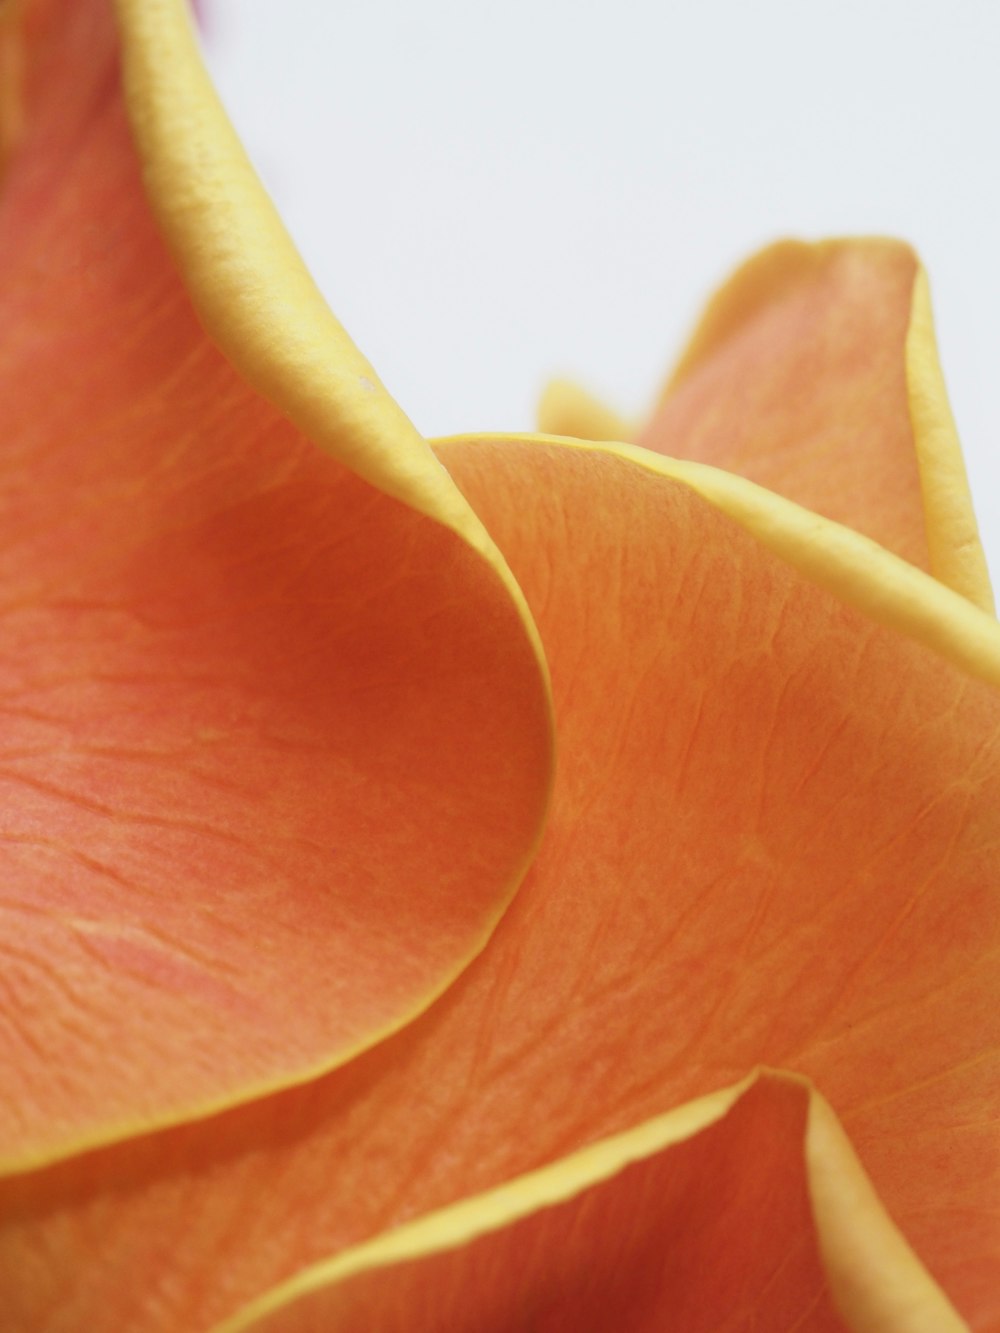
xmin=0 ymin=0 xmax=551 ymax=1170
xmin=3 ymin=438 xmax=996 ymax=1330
xmin=544 ymin=240 xmax=993 ymax=610
xmin=640 ymin=240 xmax=918 ymax=559
xmin=215 ymin=1074 xmax=964 ymax=1333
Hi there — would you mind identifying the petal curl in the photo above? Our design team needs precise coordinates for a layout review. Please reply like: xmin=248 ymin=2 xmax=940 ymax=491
xmin=3 ymin=439 xmax=996 ymax=1329
xmin=216 ymin=1074 xmax=963 ymax=1333
xmin=0 ymin=0 xmax=551 ymax=1170
xmin=904 ymin=267 xmax=993 ymax=612
xmin=543 ymin=240 xmax=993 ymax=611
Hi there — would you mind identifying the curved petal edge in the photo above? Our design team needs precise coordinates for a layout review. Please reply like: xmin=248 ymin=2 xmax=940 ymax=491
xmin=451 ymin=434 xmax=1000 ymax=692
xmin=213 ymin=1071 xmax=967 ymax=1333
xmin=112 ymin=0 xmax=549 ymax=665
xmin=905 ymin=266 xmax=994 ymax=612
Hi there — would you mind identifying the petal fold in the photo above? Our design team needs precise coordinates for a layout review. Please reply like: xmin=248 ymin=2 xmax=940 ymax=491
xmin=544 ymin=239 xmax=993 ymax=609
xmin=0 ymin=0 xmax=552 ymax=1171
xmin=215 ymin=1073 xmax=963 ymax=1333
xmin=641 ymin=239 xmax=930 ymax=567
xmin=2 ymin=437 xmax=995 ymax=1330
xmin=806 ymin=1094 xmax=968 ymax=1332
xmin=904 ymin=267 xmax=994 ymax=612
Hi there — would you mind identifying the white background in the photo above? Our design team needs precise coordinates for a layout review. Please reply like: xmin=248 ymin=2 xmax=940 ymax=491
xmin=202 ymin=0 xmax=1000 ymax=581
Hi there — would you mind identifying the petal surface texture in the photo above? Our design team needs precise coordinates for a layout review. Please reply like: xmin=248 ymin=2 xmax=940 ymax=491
xmin=216 ymin=1075 xmax=963 ymax=1333
xmin=0 ymin=0 xmax=551 ymax=1169
xmin=635 ymin=239 xmax=994 ymax=611
xmin=3 ymin=439 xmax=998 ymax=1329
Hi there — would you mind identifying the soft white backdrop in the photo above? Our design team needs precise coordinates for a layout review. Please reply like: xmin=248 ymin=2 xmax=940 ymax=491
xmin=202 ymin=0 xmax=1000 ymax=580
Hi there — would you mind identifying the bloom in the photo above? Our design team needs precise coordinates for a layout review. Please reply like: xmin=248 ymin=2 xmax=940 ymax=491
xmin=0 ymin=0 xmax=997 ymax=1328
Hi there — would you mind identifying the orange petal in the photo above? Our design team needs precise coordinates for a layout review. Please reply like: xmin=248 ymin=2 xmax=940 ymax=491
xmin=0 ymin=3 xmax=26 ymax=176
xmin=3 ymin=438 xmax=997 ymax=1330
xmin=904 ymin=267 xmax=993 ymax=612
xmin=0 ymin=0 xmax=551 ymax=1170
xmin=635 ymin=239 xmax=993 ymax=610
xmin=216 ymin=1074 xmax=963 ymax=1333
xmin=805 ymin=1092 xmax=968 ymax=1333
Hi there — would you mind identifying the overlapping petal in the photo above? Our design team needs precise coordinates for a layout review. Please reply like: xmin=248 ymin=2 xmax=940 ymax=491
xmin=216 ymin=1074 xmax=963 ymax=1333
xmin=0 ymin=0 xmax=552 ymax=1171
xmin=2 ymin=436 xmax=997 ymax=1329
xmin=0 ymin=2 xmax=996 ymax=1330
xmin=541 ymin=240 xmax=994 ymax=612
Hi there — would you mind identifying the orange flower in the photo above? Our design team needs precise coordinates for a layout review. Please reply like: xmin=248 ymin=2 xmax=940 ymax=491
xmin=0 ymin=1 xmax=996 ymax=1329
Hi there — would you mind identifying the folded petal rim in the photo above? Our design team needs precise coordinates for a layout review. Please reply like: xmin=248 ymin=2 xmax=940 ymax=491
xmin=538 ymin=240 xmax=994 ymax=616
xmin=2 ymin=6 xmax=989 ymax=1326
xmin=0 ymin=424 xmax=994 ymax=1328
xmin=112 ymin=0 xmax=550 ymax=666
xmin=663 ymin=240 xmax=994 ymax=614
xmin=447 ymin=433 xmax=1000 ymax=690
xmin=211 ymin=1069 xmax=966 ymax=1333
xmin=904 ymin=266 xmax=994 ymax=613
xmin=0 ymin=0 xmax=558 ymax=1175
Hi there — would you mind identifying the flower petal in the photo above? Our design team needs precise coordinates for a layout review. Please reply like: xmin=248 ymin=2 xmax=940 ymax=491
xmin=805 ymin=1092 xmax=968 ymax=1332
xmin=537 ymin=378 xmax=636 ymax=442
xmin=0 ymin=0 xmax=551 ymax=1170
xmin=215 ymin=1074 xmax=963 ymax=1333
xmin=3 ymin=439 xmax=996 ymax=1329
xmin=543 ymin=240 xmax=993 ymax=610
xmin=637 ymin=240 xmax=906 ymax=555
xmin=0 ymin=4 xmax=26 ymax=176
xmin=904 ymin=267 xmax=993 ymax=612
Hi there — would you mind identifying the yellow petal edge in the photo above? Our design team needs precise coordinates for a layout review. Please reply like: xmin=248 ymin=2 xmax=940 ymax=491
xmin=537 ymin=244 xmax=995 ymax=616
xmin=212 ymin=1070 xmax=966 ymax=1333
xmin=537 ymin=377 xmax=636 ymax=442
xmin=0 ymin=0 xmax=560 ymax=1170
xmin=111 ymin=0 xmax=549 ymax=679
xmin=446 ymin=434 xmax=1000 ymax=691
xmin=905 ymin=265 xmax=994 ymax=613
